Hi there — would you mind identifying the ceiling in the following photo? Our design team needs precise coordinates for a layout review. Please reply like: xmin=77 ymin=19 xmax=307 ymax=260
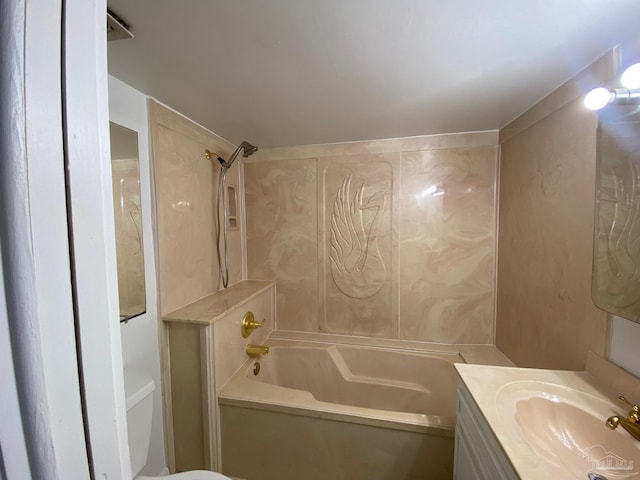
xmin=107 ymin=0 xmax=640 ymax=148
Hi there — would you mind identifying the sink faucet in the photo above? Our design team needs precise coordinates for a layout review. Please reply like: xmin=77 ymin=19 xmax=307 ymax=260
xmin=606 ymin=395 xmax=640 ymax=441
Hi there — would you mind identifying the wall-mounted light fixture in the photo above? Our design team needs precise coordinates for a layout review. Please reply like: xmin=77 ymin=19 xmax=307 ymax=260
xmin=621 ymin=63 xmax=640 ymax=89
xmin=584 ymin=62 xmax=640 ymax=111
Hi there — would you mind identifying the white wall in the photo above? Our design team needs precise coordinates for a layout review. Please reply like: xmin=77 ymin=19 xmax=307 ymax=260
xmin=609 ymin=315 xmax=640 ymax=378
xmin=109 ymin=75 xmax=167 ymax=476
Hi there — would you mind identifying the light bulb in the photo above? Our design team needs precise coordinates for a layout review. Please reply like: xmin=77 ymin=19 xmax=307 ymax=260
xmin=621 ymin=63 xmax=640 ymax=89
xmin=584 ymin=87 xmax=613 ymax=111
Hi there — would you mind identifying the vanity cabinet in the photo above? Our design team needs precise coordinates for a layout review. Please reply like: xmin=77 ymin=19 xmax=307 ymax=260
xmin=454 ymin=383 xmax=518 ymax=480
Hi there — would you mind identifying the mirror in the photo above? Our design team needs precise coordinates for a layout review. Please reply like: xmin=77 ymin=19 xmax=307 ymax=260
xmin=109 ymin=121 xmax=146 ymax=322
xmin=592 ymin=105 xmax=640 ymax=323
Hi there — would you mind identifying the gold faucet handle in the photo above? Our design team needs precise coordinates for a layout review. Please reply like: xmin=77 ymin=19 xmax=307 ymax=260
xmin=241 ymin=311 xmax=265 ymax=338
xmin=618 ymin=395 xmax=640 ymax=422
xmin=606 ymin=415 xmax=621 ymax=430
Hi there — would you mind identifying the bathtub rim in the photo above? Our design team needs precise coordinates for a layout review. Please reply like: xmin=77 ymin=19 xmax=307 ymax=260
xmin=267 ymin=330 xmax=515 ymax=367
xmin=267 ymin=329 xmax=461 ymax=355
xmin=218 ymin=339 xmax=462 ymax=437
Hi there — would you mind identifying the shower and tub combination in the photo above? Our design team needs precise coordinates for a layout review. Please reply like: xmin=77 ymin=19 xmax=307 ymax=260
xmin=218 ymin=336 xmax=462 ymax=480
xmin=202 ymin=138 xmax=466 ymax=479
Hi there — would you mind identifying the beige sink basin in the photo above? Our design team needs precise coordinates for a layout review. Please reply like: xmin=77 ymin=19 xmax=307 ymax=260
xmin=496 ymin=381 xmax=640 ymax=479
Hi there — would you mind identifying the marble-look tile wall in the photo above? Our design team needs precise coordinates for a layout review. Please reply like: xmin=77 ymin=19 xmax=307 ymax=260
xmin=149 ymin=101 xmax=245 ymax=315
xmin=495 ymin=52 xmax=614 ymax=370
xmin=245 ymin=132 xmax=498 ymax=344
xmin=164 ymin=282 xmax=275 ymax=471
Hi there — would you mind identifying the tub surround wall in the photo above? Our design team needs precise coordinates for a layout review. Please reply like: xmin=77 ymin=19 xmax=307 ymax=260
xmin=163 ymin=281 xmax=275 ymax=472
xmin=148 ymin=100 xmax=245 ymax=317
xmin=166 ymin=323 xmax=203 ymax=470
xmin=495 ymin=52 xmax=615 ymax=370
xmin=245 ymin=132 xmax=498 ymax=344
xmin=148 ymin=100 xmax=248 ymax=472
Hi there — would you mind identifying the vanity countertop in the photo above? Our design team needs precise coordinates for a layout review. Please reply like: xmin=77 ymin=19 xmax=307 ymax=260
xmin=455 ymin=353 xmax=640 ymax=479
xmin=163 ymin=280 xmax=274 ymax=325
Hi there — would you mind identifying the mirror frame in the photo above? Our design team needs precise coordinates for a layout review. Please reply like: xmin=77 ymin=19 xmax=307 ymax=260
xmin=592 ymin=104 xmax=640 ymax=324
xmin=109 ymin=89 xmax=157 ymax=327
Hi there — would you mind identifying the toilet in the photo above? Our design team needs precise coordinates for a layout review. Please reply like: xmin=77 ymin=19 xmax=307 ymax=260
xmin=125 ymin=369 xmax=232 ymax=480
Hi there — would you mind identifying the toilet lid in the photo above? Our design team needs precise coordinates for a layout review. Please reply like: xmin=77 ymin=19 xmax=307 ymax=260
xmin=137 ymin=470 xmax=232 ymax=480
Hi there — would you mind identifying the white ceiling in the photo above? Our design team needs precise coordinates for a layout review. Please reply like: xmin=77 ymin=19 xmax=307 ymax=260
xmin=107 ymin=0 xmax=640 ymax=148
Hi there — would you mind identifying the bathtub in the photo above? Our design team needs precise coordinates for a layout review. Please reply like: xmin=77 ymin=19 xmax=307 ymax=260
xmin=218 ymin=338 xmax=463 ymax=480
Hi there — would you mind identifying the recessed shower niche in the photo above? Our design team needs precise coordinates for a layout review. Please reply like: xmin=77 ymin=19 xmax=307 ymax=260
xmin=319 ymin=155 xmax=398 ymax=337
xmin=226 ymin=185 xmax=238 ymax=230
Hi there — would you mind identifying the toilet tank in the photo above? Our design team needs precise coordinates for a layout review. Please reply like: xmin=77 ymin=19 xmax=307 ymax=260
xmin=124 ymin=369 xmax=155 ymax=477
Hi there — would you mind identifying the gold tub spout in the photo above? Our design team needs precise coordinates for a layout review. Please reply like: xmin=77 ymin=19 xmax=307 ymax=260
xmin=246 ymin=344 xmax=269 ymax=356
xmin=606 ymin=395 xmax=640 ymax=441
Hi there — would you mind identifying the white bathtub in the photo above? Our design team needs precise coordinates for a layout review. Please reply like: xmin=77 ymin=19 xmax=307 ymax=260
xmin=219 ymin=339 xmax=463 ymax=480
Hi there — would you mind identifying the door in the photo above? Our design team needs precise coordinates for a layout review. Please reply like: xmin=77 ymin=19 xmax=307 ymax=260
xmin=0 ymin=1 xmax=130 ymax=478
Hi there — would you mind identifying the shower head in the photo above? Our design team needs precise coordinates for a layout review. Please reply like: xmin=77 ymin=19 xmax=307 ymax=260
xmin=213 ymin=141 xmax=258 ymax=169
xmin=240 ymin=141 xmax=259 ymax=157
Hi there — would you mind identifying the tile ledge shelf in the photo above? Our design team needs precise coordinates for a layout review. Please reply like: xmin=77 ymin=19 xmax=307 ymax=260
xmin=162 ymin=280 xmax=274 ymax=325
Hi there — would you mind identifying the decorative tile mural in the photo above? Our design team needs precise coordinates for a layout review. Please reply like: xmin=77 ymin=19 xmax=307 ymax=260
xmin=329 ymin=174 xmax=387 ymax=299
xmin=319 ymin=155 xmax=399 ymax=337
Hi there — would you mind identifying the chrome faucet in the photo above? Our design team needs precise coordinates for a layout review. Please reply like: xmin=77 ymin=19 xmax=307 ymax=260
xmin=245 ymin=344 xmax=269 ymax=356
xmin=606 ymin=395 xmax=640 ymax=441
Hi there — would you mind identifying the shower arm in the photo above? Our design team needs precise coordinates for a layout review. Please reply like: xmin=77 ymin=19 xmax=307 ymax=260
xmin=204 ymin=141 xmax=258 ymax=170
xmin=204 ymin=148 xmax=237 ymax=170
